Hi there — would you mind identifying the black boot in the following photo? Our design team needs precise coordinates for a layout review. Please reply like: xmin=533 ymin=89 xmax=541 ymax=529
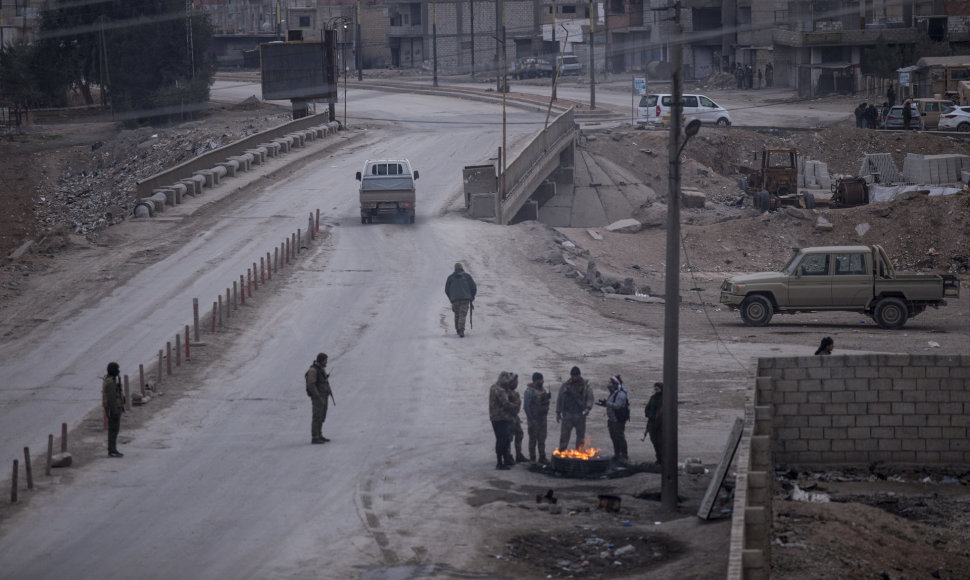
xmin=496 ymin=454 xmax=510 ymax=470
xmin=505 ymin=453 xmax=516 ymax=467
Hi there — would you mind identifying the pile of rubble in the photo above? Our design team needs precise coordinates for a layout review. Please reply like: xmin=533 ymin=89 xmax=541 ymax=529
xmin=30 ymin=106 xmax=292 ymax=236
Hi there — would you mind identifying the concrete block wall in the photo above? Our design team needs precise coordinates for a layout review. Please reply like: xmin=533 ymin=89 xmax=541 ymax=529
xmin=902 ymin=153 xmax=970 ymax=185
xmin=757 ymin=354 xmax=970 ymax=467
xmin=859 ymin=153 xmax=901 ymax=184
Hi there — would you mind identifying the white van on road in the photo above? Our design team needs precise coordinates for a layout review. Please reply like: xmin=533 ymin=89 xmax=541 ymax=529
xmin=637 ymin=93 xmax=732 ymax=126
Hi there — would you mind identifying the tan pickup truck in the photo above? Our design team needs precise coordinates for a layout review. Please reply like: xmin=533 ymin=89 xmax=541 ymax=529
xmin=719 ymin=245 xmax=960 ymax=329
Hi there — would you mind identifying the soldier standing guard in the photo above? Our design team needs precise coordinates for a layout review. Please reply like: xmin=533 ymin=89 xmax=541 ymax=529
xmin=524 ymin=372 xmax=551 ymax=464
xmin=306 ymin=353 xmax=333 ymax=444
xmin=102 ymin=362 xmax=125 ymax=457
xmin=556 ymin=366 xmax=594 ymax=452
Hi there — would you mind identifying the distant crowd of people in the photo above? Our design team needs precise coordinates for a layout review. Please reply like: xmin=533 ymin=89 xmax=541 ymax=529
xmin=733 ymin=62 xmax=772 ymax=90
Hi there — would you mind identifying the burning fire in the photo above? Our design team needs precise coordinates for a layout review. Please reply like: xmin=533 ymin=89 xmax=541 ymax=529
xmin=553 ymin=446 xmax=601 ymax=460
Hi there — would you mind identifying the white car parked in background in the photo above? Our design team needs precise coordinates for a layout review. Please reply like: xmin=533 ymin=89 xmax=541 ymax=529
xmin=937 ymin=106 xmax=970 ymax=132
xmin=637 ymin=93 xmax=732 ymax=126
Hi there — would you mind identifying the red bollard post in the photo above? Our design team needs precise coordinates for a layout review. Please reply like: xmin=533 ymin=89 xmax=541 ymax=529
xmin=274 ymin=248 xmax=278 ymax=273
xmin=226 ymin=288 xmax=232 ymax=316
xmin=268 ymin=252 xmax=273 ymax=279
xmin=193 ymin=297 xmax=200 ymax=342
xmin=175 ymin=334 xmax=182 ymax=367
xmin=309 ymin=213 xmax=315 ymax=240
xmin=61 ymin=423 xmax=67 ymax=452
xmin=247 ymin=269 xmax=252 ymax=298
xmin=23 ymin=447 xmax=32 ymax=490
xmin=11 ymin=459 xmax=17 ymax=503
xmin=157 ymin=350 xmax=163 ymax=385
xmin=261 ymin=256 xmax=266 ymax=284
xmin=253 ymin=262 xmax=259 ymax=290
xmin=166 ymin=341 xmax=172 ymax=375
xmin=240 ymin=275 xmax=245 ymax=305
xmin=140 ymin=364 xmax=146 ymax=397
xmin=46 ymin=435 xmax=53 ymax=477
xmin=211 ymin=301 xmax=217 ymax=332
xmin=291 ymin=233 xmax=296 ymax=258
xmin=297 ymin=229 xmax=301 ymax=254
xmin=316 ymin=208 xmax=320 ymax=233
xmin=185 ymin=325 xmax=190 ymax=360
xmin=284 ymin=239 xmax=289 ymax=266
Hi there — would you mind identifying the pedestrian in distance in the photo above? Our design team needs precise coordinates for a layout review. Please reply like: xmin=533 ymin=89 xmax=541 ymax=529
xmin=854 ymin=103 xmax=865 ymax=128
xmin=643 ymin=382 xmax=663 ymax=465
xmin=597 ymin=375 xmax=630 ymax=463
xmin=765 ymin=62 xmax=773 ymax=87
xmin=508 ymin=374 xmax=528 ymax=464
xmin=445 ymin=262 xmax=477 ymax=338
xmin=757 ymin=68 xmax=763 ymax=89
xmin=523 ymin=372 xmax=552 ymax=464
xmin=556 ymin=366 xmax=594 ymax=452
xmin=866 ymin=103 xmax=878 ymax=130
xmin=902 ymin=99 xmax=913 ymax=131
xmin=306 ymin=353 xmax=333 ymax=444
xmin=103 ymin=362 xmax=125 ymax=457
xmin=815 ymin=336 xmax=834 ymax=356
xmin=887 ymin=84 xmax=896 ymax=107
xmin=489 ymin=371 xmax=519 ymax=470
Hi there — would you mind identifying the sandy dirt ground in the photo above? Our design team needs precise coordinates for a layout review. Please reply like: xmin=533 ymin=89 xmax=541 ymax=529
xmin=1 ymin=83 xmax=969 ymax=579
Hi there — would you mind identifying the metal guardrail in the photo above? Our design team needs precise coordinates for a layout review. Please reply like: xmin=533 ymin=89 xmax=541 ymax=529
xmin=135 ymin=112 xmax=333 ymax=199
xmin=498 ymin=108 xmax=577 ymax=224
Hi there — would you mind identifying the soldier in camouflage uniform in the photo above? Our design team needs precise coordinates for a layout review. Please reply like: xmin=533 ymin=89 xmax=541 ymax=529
xmin=509 ymin=377 xmax=528 ymax=464
xmin=102 ymin=362 xmax=125 ymax=457
xmin=556 ymin=366 xmax=594 ymax=452
xmin=524 ymin=372 xmax=551 ymax=464
xmin=306 ymin=353 xmax=332 ymax=444
xmin=489 ymin=371 xmax=518 ymax=470
xmin=445 ymin=262 xmax=477 ymax=337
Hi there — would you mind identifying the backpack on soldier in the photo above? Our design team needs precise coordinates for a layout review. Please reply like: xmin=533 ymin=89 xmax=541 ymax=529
xmin=615 ymin=399 xmax=630 ymax=422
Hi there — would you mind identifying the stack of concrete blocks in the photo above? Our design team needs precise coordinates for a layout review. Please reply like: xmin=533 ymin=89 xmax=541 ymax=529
xmin=902 ymin=153 xmax=970 ymax=184
xmin=858 ymin=153 xmax=901 ymax=185
xmin=135 ymin=121 xmax=339 ymax=219
xmin=798 ymin=156 xmax=832 ymax=189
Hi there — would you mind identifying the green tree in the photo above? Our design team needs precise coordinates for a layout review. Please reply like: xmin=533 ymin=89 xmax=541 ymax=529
xmin=35 ymin=0 xmax=214 ymax=123
xmin=0 ymin=42 xmax=44 ymax=129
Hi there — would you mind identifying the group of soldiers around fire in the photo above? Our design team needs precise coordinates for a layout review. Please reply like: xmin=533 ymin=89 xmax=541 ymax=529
xmin=488 ymin=366 xmax=664 ymax=470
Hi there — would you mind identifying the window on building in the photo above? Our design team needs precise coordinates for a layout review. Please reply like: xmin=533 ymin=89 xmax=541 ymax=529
xmin=562 ymin=5 xmax=576 ymax=14
xmin=299 ymin=16 xmax=310 ymax=27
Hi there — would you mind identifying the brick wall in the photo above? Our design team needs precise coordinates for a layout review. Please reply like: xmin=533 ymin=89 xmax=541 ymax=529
xmin=757 ymin=354 xmax=970 ymax=467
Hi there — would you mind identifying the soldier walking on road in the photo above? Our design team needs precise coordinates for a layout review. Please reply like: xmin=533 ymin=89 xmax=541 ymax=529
xmin=445 ymin=262 xmax=477 ymax=337
xmin=103 ymin=362 xmax=125 ymax=457
xmin=524 ymin=372 xmax=551 ymax=464
xmin=644 ymin=382 xmax=663 ymax=465
xmin=556 ymin=366 xmax=594 ymax=452
xmin=489 ymin=371 xmax=519 ymax=470
xmin=306 ymin=353 xmax=333 ymax=444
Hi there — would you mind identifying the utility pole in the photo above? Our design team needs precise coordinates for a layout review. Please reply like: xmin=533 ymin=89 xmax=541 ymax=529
xmin=356 ymin=0 xmax=362 ymax=81
xmin=495 ymin=0 xmax=502 ymax=92
xmin=468 ymin=0 xmax=475 ymax=78
xmin=589 ymin=0 xmax=595 ymax=110
xmin=433 ymin=2 xmax=438 ymax=87
xmin=661 ymin=0 xmax=682 ymax=511
xmin=185 ymin=0 xmax=195 ymax=79
xmin=551 ymin=1 xmax=557 ymax=102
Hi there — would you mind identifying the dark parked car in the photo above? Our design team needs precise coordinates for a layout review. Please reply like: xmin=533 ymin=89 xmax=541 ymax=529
xmin=883 ymin=103 xmax=925 ymax=130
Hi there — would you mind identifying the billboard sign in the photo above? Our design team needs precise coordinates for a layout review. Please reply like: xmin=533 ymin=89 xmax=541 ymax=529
xmin=260 ymin=39 xmax=337 ymax=102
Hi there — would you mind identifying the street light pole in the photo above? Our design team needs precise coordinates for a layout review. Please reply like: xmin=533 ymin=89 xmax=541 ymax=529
xmin=343 ymin=22 xmax=348 ymax=127
xmin=661 ymin=0 xmax=683 ymax=511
